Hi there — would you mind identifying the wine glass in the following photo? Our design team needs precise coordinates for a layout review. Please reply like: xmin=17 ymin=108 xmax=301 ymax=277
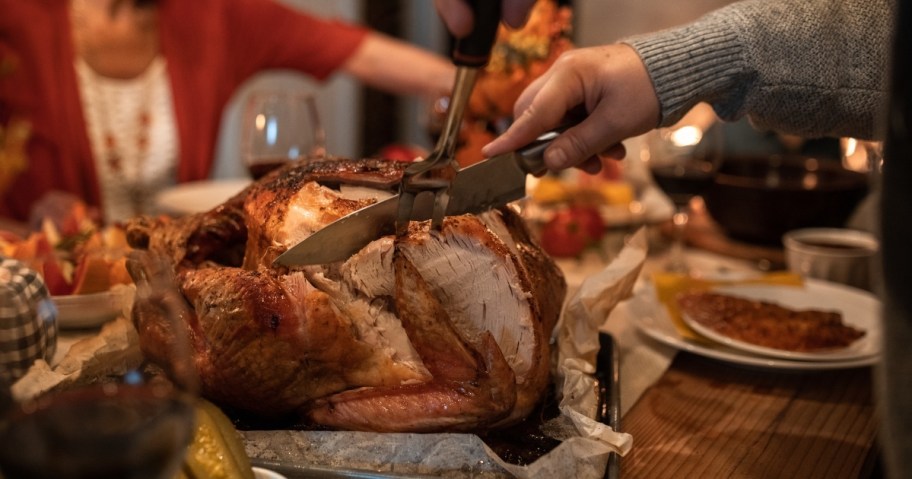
xmin=0 ymin=251 xmax=198 ymax=479
xmin=241 ymin=89 xmax=326 ymax=180
xmin=645 ymin=104 xmax=724 ymax=274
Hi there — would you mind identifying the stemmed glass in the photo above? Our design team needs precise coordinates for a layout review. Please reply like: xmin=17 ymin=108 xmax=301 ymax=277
xmin=0 ymin=251 xmax=198 ymax=479
xmin=645 ymin=104 xmax=724 ymax=274
xmin=241 ymin=89 xmax=326 ymax=180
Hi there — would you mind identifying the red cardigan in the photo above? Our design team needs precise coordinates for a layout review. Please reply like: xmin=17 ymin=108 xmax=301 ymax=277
xmin=0 ymin=0 xmax=368 ymax=221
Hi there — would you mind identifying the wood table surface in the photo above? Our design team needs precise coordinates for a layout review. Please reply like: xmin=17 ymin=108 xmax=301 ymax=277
xmin=619 ymin=352 xmax=879 ymax=478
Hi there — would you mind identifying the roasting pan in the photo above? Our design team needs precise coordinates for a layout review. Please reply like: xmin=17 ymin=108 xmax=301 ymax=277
xmin=249 ymin=333 xmax=621 ymax=479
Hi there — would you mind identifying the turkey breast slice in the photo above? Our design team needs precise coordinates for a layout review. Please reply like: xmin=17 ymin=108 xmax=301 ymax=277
xmin=396 ymin=216 xmax=538 ymax=385
xmin=305 ymin=239 xmax=430 ymax=383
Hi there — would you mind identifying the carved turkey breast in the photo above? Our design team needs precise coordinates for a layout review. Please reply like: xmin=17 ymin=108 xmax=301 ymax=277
xmin=126 ymin=158 xmax=566 ymax=432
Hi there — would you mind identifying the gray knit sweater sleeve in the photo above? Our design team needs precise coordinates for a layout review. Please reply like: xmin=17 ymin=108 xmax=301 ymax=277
xmin=624 ymin=0 xmax=894 ymax=139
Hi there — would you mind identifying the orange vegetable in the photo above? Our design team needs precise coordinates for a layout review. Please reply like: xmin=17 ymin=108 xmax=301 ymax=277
xmin=71 ymin=255 xmax=113 ymax=295
xmin=4 ymin=222 xmax=134 ymax=296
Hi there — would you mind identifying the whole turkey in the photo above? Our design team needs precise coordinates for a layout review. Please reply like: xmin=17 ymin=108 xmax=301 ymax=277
xmin=126 ymin=158 xmax=566 ymax=432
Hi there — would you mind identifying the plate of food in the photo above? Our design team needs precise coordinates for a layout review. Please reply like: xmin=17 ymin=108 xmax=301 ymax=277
xmin=629 ymin=279 xmax=881 ymax=370
xmin=676 ymin=285 xmax=874 ymax=361
xmin=52 ymin=287 xmax=129 ymax=329
xmin=1 ymin=212 xmax=133 ymax=329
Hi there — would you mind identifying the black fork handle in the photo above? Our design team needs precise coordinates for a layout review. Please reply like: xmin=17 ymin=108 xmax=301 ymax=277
xmin=452 ymin=0 xmax=502 ymax=67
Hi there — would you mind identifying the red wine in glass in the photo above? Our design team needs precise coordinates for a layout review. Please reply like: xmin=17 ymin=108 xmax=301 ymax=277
xmin=649 ymin=163 xmax=717 ymax=207
xmin=242 ymin=90 xmax=325 ymax=180
xmin=0 ymin=383 xmax=194 ymax=479
xmin=645 ymin=110 xmax=724 ymax=273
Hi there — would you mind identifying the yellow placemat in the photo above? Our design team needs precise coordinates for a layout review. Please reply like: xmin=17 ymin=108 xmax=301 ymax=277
xmin=651 ymin=271 xmax=805 ymax=342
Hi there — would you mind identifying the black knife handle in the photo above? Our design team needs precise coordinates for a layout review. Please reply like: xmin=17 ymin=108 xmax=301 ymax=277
xmin=452 ymin=0 xmax=502 ymax=67
xmin=514 ymin=107 xmax=589 ymax=175
xmin=515 ymin=133 xmax=556 ymax=176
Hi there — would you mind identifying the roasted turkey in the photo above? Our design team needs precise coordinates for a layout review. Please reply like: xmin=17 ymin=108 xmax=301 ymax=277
xmin=125 ymin=158 xmax=566 ymax=432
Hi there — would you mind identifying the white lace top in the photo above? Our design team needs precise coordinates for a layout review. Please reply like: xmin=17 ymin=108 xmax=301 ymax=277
xmin=74 ymin=56 xmax=178 ymax=224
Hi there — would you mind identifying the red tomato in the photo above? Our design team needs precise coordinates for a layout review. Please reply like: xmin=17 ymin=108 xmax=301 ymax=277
xmin=539 ymin=206 xmax=605 ymax=258
xmin=42 ymin=258 xmax=73 ymax=296
xmin=573 ymin=206 xmax=606 ymax=241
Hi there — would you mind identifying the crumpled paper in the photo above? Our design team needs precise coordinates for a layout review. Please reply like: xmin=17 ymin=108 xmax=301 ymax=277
xmin=11 ymin=316 xmax=142 ymax=402
xmin=243 ymin=229 xmax=649 ymax=479
xmin=11 ymin=284 xmax=141 ymax=401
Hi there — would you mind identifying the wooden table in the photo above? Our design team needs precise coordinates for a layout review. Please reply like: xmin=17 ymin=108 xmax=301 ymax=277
xmin=619 ymin=352 xmax=879 ymax=478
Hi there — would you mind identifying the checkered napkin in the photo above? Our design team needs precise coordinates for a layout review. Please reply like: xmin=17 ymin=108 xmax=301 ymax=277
xmin=0 ymin=257 xmax=58 ymax=382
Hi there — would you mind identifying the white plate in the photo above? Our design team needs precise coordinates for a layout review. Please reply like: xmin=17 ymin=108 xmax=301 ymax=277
xmin=629 ymin=279 xmax=882 ymax=370
xmin=155 ymin=179 xmax=251 ymax=216
xmin=253 ymin=467 xmax=288 ymax=479
xmin=53 ymin=288 xmax=125 ymax=329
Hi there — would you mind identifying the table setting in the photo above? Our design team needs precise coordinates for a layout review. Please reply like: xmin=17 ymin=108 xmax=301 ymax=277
xmin=2 ymin=6 xmax=634 ymax=478
xmin=0 ymin=151 xmax=883 ymax=479
xmin=544 ymin=121 xmax=882 ymax=477
xmin=0 ymin=3 xmax=885 ymax=477
xmin=556 ymin=224 xmax=879 ymax=478
xmin=0 ymin=107 xmax=884 ymax=478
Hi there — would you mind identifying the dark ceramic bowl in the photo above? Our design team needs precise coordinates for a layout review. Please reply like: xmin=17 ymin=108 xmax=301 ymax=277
xmin=702 ymin=155 xmax=870 ymax=245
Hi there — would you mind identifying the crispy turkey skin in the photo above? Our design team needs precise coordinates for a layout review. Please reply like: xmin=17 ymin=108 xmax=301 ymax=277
xmin=126 ymin=158 xmax=566 ymax=432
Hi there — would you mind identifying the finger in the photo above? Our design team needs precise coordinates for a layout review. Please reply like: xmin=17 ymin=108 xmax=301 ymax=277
xmin=543 ymin=109 xmax=624 ymax=170
xmin=572 ymin=145 xmax=627 ymax=175
xmin=482 ymin=102 xmax=563 ymax=159
xmin=482 ymin=72 xmax=581 ymax=158
xmin=510 ymin=69 xmax=551 ymax=117
xmin=574 ymin=156 xmax=604 ymax=175
xmin=600 ymin=143 xmax=627 ymax=161
xmin=545 ymin=124 xmax=607 ymax=170
xmin=434 ymin=0 xmax=473 ymax=37
xmin=502 ymin=0 xmax=537 ymax=29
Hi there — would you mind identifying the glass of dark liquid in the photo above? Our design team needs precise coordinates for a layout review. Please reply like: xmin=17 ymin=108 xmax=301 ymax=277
xmin=0 ymin=251 xmax=199 ymax=479
xmin=646 ymin=104 xmax=724 ymax=273
xmin=241 ymin=89 xmax=326 ymax=180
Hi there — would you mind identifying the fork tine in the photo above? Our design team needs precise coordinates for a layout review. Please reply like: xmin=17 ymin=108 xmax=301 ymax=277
xmin=394 ymin=66 xmax=481 ymax=234
xmin=430 ymin=189 xmax=450 ymax=231
xmin=396 ymin=190 xmax=417 ymax=236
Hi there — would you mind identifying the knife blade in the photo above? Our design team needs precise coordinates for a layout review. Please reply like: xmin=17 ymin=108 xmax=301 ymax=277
xmin=272 ymin=130 xmax=561 ymax=267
